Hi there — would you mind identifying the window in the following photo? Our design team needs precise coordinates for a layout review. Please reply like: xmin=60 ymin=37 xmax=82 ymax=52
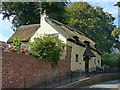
xmin=75 ymin=54 xmax=79 ymax=62
xmin=98 ymin=60 xmax=100 ymax=65
xmin=94 ymin=58 xmax=96 ymax=65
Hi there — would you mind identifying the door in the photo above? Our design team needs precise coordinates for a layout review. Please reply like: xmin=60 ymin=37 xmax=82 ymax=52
xmin=84 ymin=56 xmax=90 ymax=73
xmin=85 ymin=59 xmax=89 ymax=73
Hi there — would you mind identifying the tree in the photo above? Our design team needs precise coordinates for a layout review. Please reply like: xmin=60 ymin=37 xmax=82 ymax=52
xmin=64 ymin=2 xmax=116 ymax=53
xmin=112 ymin=27 xmax=120 ymax=38
xmin=112 ymin=2 xmax=120 ymax=51
xmin=115 ymin=1 xmax=120 ymax=7
xmin=112 ymin=27 xmax=120 ymax=51
xmin=2 ymin=2 xmax=39 ymax=29
xmin=31 ymin=35 xmax=64 ymax=67
xmin=1 ymin=2 xmax=69 ymax=29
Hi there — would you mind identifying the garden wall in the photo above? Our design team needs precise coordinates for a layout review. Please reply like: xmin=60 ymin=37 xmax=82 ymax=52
xmin=58 ymin=73 xmax=120 ymax=89
xmin=2 ymin=46 xmax=72 ymax=88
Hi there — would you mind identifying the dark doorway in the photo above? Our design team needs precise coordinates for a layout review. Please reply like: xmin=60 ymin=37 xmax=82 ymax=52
xmin=84 ymin=56 xmax=91 ymax=73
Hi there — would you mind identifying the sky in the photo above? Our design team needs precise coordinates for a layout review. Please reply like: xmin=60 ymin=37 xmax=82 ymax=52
xmin=0 ymin=0 xmax=119 ymax=42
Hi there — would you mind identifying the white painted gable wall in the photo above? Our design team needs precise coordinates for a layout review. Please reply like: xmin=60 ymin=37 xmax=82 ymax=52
xmin=30 ymin=14 xmax=66 ymax=44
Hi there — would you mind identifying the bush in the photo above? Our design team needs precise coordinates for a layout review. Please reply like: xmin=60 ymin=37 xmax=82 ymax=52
xmin=31 ymin=35 xmax=64 ymax=66
xmin=12 ymin=38 xmax=22 ymax=53
xmin=102 ymin=52 xmax=120 ymax=68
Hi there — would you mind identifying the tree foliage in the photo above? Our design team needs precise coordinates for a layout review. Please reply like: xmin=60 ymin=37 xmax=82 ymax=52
xmin=2 ymin=2 xmax=39 ymax=29
xmin=64 ymin=2 xmax=116 ymax=53
xmin=1 ymin=2 xmax=69 ymax=29
xmin=31 ymin=35 xmax=64 ymax=66
xmin=112 ymin=27 xmax=120 ymax=38
xmin=113 ymin=1 xmax=120 ymax=51
xmin=112 ymin=27 xmax=120 ymax=51
xmin=115 ymin=1 xmax=120 ymax=7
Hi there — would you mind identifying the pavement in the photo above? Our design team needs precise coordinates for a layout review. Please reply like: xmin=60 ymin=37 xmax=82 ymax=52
xmin=36 ymin=72 xmax=90 ymax=88
xmin=79 ymin=79 xmax=120 ymax=90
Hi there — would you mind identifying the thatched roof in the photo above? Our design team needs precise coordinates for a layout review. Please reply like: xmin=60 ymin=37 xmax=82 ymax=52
xmin=45 ymin=17 xmax=101 ymax=55
xmin=45 ymin=17 xmax=85 ymax=46
xmin=7 ymin=24 xmax=40 ymax=43
xmin=7 ymin=16 xmax=101 ymax=55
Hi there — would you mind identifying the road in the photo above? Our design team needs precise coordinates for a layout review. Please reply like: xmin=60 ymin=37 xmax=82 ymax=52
xmin=79 ymin=80 xmax=120 ymax=90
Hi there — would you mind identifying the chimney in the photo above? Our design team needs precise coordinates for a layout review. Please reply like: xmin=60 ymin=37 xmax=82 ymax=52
xmin=43 ymin=10 xmax=46 ymax=15
xmin=41 ymin=10 xmax=47 ymax=19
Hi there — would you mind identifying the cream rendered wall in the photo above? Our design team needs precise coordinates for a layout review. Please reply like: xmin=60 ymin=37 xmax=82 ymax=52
xmin=30 ymin=14 xmax=66 ymax=44
xmin=67 ymin=41 xmax=86 ymax=71
xmin=95 ymin=52 xmax=101 ymax=67
xmin=89 ymin=57 xmax=96 ymax=71
xmin=98 ymin=54 xmax=101 ymax=67
xmin=93 ymin=51 xmax=101 ymax=67
xmin=67 ymin=41 xmax=101 ymax=71
xmin=89 ymin=50 xmax=101 ymax=71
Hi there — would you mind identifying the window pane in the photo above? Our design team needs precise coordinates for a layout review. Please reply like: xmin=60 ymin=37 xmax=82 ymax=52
xmin=76 ymin=54 xmax=78 ymax=62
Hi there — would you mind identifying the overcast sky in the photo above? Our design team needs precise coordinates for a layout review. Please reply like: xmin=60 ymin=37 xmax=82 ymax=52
xmin=0 ymin=0 xmax=119 ymax=42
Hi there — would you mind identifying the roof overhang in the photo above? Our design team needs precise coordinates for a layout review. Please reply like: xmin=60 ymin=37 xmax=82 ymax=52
xmin=83 ymin=47 xmax=96 ymax=57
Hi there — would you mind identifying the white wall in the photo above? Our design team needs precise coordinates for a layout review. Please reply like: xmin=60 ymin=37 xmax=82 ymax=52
xmin=30 ymin=14 xmax=66 ymax=44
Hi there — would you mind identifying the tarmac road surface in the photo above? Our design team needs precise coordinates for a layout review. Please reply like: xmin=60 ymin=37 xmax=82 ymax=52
xmin=78 ymin=79 xmax=120 ymax=90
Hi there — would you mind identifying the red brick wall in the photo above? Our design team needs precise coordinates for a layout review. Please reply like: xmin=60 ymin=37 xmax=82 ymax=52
xmin=2 ymin=46 xmax=72 ymax=88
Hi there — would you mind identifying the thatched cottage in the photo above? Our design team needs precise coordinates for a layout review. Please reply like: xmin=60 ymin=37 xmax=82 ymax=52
xmin=7 ymin=12 xmax=102 ymax=72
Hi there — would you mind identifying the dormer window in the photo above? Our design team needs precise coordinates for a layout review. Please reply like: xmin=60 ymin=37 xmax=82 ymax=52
xmin=73 ymin=36 xmax=79 ymax=44
xmin=72 ymin=36 xmax=85 ymax=46
xmin=84 ymin=40 xmax=90 ymax=47
xmin=73 ymin=36 xmax=79 ymax=41
xmin=94 ymin=44 xmax=97 ymax=48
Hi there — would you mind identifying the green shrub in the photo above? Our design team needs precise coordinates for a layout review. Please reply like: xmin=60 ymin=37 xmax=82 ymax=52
xmin=102 ymin=52 xmax=120 ymax=67
xmin=31 ymin=34 xmax=64 ymax=66
xmin=12 ymin=38 xmax=22 ymax=53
